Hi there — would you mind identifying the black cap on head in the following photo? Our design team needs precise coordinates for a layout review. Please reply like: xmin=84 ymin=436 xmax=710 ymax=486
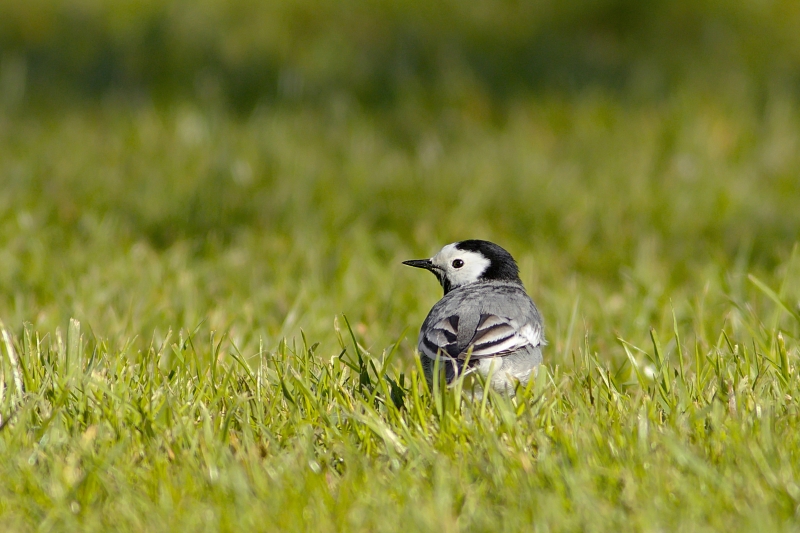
xmin=455 ymin=240 xmax=521 ymax=282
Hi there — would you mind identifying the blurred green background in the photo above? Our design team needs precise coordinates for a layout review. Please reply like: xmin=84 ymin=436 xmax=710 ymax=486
xmin=2 ymin=0 xmax=800 ymax=108
xmin=0 ymin=0 xmax=799 ymax=362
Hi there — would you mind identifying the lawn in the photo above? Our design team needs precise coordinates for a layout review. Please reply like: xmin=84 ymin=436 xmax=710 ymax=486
xmin=1 ymin=1 xmax=800 ymax=531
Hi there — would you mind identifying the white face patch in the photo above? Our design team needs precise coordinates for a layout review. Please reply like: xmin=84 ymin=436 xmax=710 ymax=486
xmin=430 ymin=243 xmax=490 ymax=289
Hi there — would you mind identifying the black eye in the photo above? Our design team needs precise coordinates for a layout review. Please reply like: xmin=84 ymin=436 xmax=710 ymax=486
xmin=452 ymin=259 xmax=464 ymax=268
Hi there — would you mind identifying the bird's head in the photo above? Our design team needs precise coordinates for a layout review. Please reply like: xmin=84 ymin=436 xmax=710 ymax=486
xmin=403 ymin=240 xmax=521 ymax=295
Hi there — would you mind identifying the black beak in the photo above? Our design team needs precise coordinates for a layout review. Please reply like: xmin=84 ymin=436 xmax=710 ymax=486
xmin=404 ymin=258 xmax=450 ymax=294
xmin=402 ymin=258 xmax=436 ymax=271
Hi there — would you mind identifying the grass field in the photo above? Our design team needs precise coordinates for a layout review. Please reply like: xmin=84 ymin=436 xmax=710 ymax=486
xmin=1 ymin=92 xmax=799 ymax=532
xmin=2 ymin=1 xmax=800 ymax=531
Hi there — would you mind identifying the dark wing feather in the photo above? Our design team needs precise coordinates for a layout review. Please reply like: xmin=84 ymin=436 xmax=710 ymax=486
xmin=419 ymin=315 xmax=460 ymax=359
xmin=465 ymin=314 xmax=521 ymax=357
xmin=420 ymin=312 xmax=542 ymax=362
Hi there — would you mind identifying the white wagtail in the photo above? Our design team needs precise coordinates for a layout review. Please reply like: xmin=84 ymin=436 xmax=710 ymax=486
xmin=403 ymin=240 xmax=545 ymax=393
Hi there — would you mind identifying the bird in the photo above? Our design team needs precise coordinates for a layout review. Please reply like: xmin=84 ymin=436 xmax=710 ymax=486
xmin=403 ymin=239 xmax=545 ymax=394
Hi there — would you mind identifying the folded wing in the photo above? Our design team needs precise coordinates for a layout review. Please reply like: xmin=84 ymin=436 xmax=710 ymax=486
xmin=420 ymin=313 xmax=542 ymax=361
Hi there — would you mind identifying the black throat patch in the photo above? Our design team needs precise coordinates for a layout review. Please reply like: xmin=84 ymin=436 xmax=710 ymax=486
xmin=434 ymin=270 xmax=453 ymax=295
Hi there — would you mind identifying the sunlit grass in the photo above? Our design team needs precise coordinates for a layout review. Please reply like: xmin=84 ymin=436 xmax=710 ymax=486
xmin=0 ymin=90 xmax=799 ymax=531
xmin=1 ymin=283 xmax=799 ymax=531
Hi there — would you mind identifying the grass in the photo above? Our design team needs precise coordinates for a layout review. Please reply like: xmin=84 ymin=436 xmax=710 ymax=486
xmin=1 ymin=80 xmax=800 ymax=530
xmin=4 ymin=0 xmax=800 ymax=109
